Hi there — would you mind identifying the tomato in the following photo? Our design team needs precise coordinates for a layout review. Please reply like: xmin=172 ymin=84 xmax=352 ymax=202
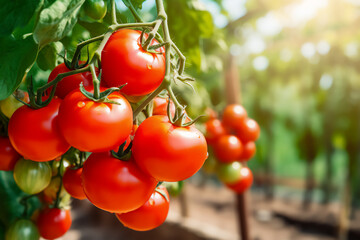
xmin=225 ymin=166 xmax=253 ymax=194
xmin=8 ymin=98 xmax=70 ymax=162
xmin=153 ymin=97 xmax=175 ymax=116
xmin=83 ymin=0 xmax=107 ymax=20
xmin=240 ymin=141 xmax=256 ymax=161
xmin=0 ymin=137 xmax=20 ymax=171
xmin=63 ymin=167 xmax=86 ymax=200
xmin=5 ymin=219 xmax=40 ymax=240
xmin=42 ymin=176 xmax=68 ymax=204
xmin=205 ymin=118 xmax=227 ymax=145
xmin=58 ymin=89 xmax=133 ymax=152
xmin=217 ymin=161 xmax=242 ymax=183
xmin=213 ymin=135 xmax=243 ymax=163
xmin=0 ymin=91 xmax=29 ymax=118
xmin=13 ymin=159 xmax=52 ymax=194
xmin=222 ymin=104 xmax=247 ymax=132
xmin=116 ymin=187 xmax=170 ymax=231
xmin=47 ymin=62 xmax=99 ymax=99
xmin=205 ymin=107 xmax=217 ymax=120
xmin=82 ymin=152 xmax=157 ymax=213
xmin=101 ymin=29 xmax=165 ymax=96
xmin=236 ymin=118 xmax=260 ymax=143
xmin=132 ymin=115 xmax=208 ymax=182
xmin=37 ymin=208 xmax=71 ymax=240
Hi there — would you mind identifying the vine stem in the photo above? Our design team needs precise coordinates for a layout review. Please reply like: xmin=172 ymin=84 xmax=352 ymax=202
xmin=127 ymin=1 xmax=143 ymax=22
xmin=54 ymin=156 xmax=65 ymax=208
xmin=111 ymin=0 xmax=117 ymax=25
xmin=70 ymin=35 xmax=104 ymax=69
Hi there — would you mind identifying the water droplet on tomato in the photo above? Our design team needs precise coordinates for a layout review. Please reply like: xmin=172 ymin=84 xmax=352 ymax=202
xmin=149 ymin=199 xmax=155 ymax=206
xmin=77 ymin=101 xmax=86 ymax=108
xmin=147 ymin=64 xmax=152 ymax=69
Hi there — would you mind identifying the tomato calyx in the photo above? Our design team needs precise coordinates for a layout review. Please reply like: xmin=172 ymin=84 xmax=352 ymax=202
xmin=79 ymin=82 xmax=125 ymax=103
xmin=111 ymin=140 xmax=132 ymax=161
xmin=62 ymin=49 xmax=90 ymax=70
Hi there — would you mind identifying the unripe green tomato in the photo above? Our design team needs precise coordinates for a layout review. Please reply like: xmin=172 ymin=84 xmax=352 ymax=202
xmin=216 ymin=161 xmax=242 ymax=184
xmin=5 ymin=219 xmax=39 ymax=240
xmin=83 ymin=0 xmax=107 ymax=20
xmin=13 ymin=159 xmax=52 ymax=194
xmin=0 ymin=94 xmax=25 ymax=119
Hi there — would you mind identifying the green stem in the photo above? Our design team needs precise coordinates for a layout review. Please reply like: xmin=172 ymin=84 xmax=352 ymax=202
xmin=142 ymin=19 xmax=163 ymax=51
xmin=127 ymin=0 xmax=143 ymax=22
xmin=20 ymin=194 xmax=36 ymax=218
xmin=54 ymin=156 xmax=64 ymax=208
xmin=111 ymin=21 xmax=156 ymax=31
xmin=90 ymin=64 xmax=100 ymax=99
xmin=166 ymin=85 xmax=182 ymax=109
xmin=111 ymin=0 xmax=117 ymax=25
xmin=70 ymin=35 xmax=104 ymax=69
xmin=171 ymin=43 xmax=186 ymax=75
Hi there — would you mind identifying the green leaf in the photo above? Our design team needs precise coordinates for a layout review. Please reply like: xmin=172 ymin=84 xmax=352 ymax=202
xmin=0 ymin=171 xmax=41 ymax=227
xmin=36 ymin=42 xmax=63 ymax=71
xmin=33 ymin=0 xmax=86 ymax=48
xmin=78 ymin=20 xmax=108 ymax=37
xmin=0 ymin=36 xmax=39 ymax=100
xmin=122 ymin=0 xmax=147 ymax=10
xmin=0 ymin=0 xmax=43 ymax=37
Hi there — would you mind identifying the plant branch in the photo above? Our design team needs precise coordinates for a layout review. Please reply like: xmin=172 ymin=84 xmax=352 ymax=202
xmin=111 ymin=0 xmax=117 ymax=25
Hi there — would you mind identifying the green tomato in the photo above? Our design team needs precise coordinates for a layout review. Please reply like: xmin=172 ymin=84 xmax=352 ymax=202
xmin=0 ymin=93 xmax=26 ymax=119
xmin=5 ymin=219 xmax=39 ymax=240
xmin=164 ymin=181 xmax=184 ymax=197
xmin=83 ymin=0 xmax=107 ymax=20
xmin=13 ymin=159 xmax=51 ymax=194
xmin=216 ymin=161 xmax=242 ymax=184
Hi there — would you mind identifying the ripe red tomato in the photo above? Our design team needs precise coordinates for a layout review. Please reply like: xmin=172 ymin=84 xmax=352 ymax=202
xmin=58 ymin=89 xmax=133 ymax=152
xmin=205 ymin=118 xmax=227 ymax=145
xmin=240 ymin=141 xmax=256 ymax=161
xmin=132 ymin=115 xmax=208 ymax=182
xmin=237 ymin=118 xmax=260 ymax=143
xmin=63 ymin=167 xmax=86 ymax=200
xmin=213 ymin=135 xmax=243 ymax=163
xmin=222 ymin=104 xmax=247 ymax=132
xmin=153 ymin=97 xmax=175 ymax=116
xmin=101 ymin=29 xmax=165 ymax=96
xmin=116 ymin=186 xmax=170 ymax=231
xmin=8 ymin=98 xmax=70 ymax=162
xmin=225 ymin=166 xmax=253 ymax=194
xmin=0 ymin=137 xmax=20 ymax=171
xmin=82 ymin=152 xmax=157 ymax=213
xmin=48 ymin=62 xmax=99 ymax=99
xmin=37 ymin=208 xmax=72 ymax=240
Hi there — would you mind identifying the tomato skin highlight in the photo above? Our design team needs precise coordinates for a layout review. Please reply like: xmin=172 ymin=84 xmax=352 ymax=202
xmin=37 ymin=208 xmax=71 ymax=240
xmin=82 ymin=152 xmax=157 ymax=213
xmin=132 ymin=115 xmax=208 ymax=182
xmin=116 ymin=187 xmax=170 ymax=231
xmin=63 ymin=167 xmax=86 ymax=200
xmin=101 ymin=29 xmax=165 ymax=96
xmin=225 ymin=167 xmax=253 ymax=194
xmin=237 ymin=118 xmax=260 ymax=143
xmin=58 ymin=89 xmax=133 ymax=152
xmin=213 ymin=135 xmax=243 ymax=163
xmin=222 ymin=104 xmax=247 ymax=132
xmin=0 ymin=137 xmax=20 ymax=171
xmin=48 ymin=62 xmax=98 ymax=99
xmin=5 ymin=219 xmax=40 ymax=240
xmin=8 ymin=98 xmax=70 ymax=162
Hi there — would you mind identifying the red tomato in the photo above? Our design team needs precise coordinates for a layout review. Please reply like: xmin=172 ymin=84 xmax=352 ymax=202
xmin=0 ymin=137 xmax=20 ymax=171
xmin=153 ymin=97 xmax=175 ymax=116
xmin=132 ymin=116 xmax=208 ymax=182
xmin=116 ymin=187 xmax=170 ymax=231
xmin=213 ymin=135 xmax=243 ymax=163
xmin=63 ymin=167 xmax=86 ymax=200
xmin=48 ymin=62 xmax=99 ymax=99
xmin=37 ymin=208 xmax=72 ymax=240
xmin=8 ymin=98 xmax=70 ymax=162
xmin=205 ymin=119 xmax=227 ymax=145
xmin=237 ymin=118 xmax=260 ymax=143
xmin=222 ymin=104 xmax=247 ymax=132
xmin=101 ymin=29 xmax=165 ymax=96
xmin=240 ymin=141 xmax=256 ymax=161
xmin=205 ymin=107 xmax=217 ymax=120
xmin=82 ymin=152 xmax=157 ymax=213
xmin=58 ymin=89 xmax=133 ymax=152
xmin=225 ymin=167 xmax=253 ymax=194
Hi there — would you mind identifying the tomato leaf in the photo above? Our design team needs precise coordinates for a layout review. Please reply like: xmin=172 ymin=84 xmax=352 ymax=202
xmin=33 ymin=0 xmax=86 ymax=48
xmin=0 ymin=171 xmax=41 ymax=227
xmin=122 ymin=0 xmax=147 ymax=10
xmin=0 ymin=36 xmax=39 ymax=100
xmin=0 ymin=0 xmax=42 ymax=37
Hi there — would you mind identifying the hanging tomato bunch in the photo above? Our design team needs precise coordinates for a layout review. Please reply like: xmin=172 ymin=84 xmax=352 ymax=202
xmin=0 ymin=0 xmax=208 ymax=238
xmin=203 ymin=104 xmax=260 ymax=194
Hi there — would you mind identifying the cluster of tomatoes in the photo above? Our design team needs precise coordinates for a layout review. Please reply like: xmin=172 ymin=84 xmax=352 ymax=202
xmin=204 ymin=104 xmax=260 ymax=194
xmin=0 ymin=28 xmax=208 ymax=239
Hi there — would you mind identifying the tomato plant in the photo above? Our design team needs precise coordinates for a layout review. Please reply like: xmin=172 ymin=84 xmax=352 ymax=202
xmin=58 ymin=89 xmax=133 ymax=152
xmin=236 ymin=118 xmax=260 ymax=143
xmin=0 ymin=137 xmax=20 ymax=171
xmin=8 ymin=98 xmax=70 ymax=162
xmin=63 ymin=167 xmax=86 ymax=200
xmin=13 ymin=159 xmax=52 ymax=194
xmin=82 ymin=152 xmax=157 ymax=213
xmin=213 ymin=135 xmax=243 ymax=163
xmin=116 ymin=187 xmax=170 ymax=231
xmin=101 ymin=29 xmax=165 ymax=96
xmin=37 ymin=208 xmax=71 ymax=240
xmin=222 ymin=104 xmax=247 ymax=132
xmin=225 ymin=166 xmax=253 ymax=194
xmin=42 ymin=176 xmax=68 ymax=204
xmin=5 ymin=219 xmax=39 ymax=240
xmin=133 ymin=115 xmax=208 ymax=182
xmin=216 ymin=161 xmax=242 ymax=184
